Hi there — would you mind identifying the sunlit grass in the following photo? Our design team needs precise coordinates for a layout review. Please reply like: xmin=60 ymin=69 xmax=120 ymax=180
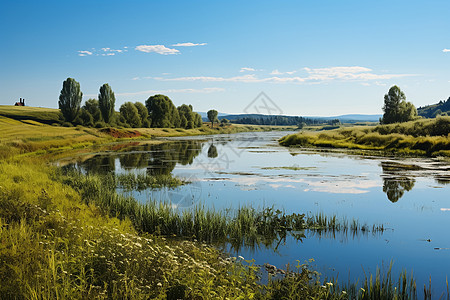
xmin=280 ymin=117 xmax=450 ymax=156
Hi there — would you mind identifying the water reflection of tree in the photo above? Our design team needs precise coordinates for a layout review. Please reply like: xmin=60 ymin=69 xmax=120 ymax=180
xmin=78 ymin=140 xmax=202 ymax=175
xmin=380 ymin=162 xmax=415 ymax=203
xmin=82 ymin=155 xmax=116 ymax=175
xmin=207 ymin=144 xmax=218 ymax=158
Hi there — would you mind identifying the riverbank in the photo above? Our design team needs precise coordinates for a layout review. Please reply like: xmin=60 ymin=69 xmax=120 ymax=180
xmin=279 ymin=117 xmax=450 ymax=157
xmin=0 ymin=106 xmax=294 ymax=160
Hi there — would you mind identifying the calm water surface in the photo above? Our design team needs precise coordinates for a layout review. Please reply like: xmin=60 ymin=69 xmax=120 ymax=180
xmin=67 ymin=131 xmax=450 ymax=295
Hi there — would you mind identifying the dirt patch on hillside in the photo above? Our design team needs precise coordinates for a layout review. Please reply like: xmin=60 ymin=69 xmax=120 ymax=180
xmin=100 ymin=128 xmax=142 ymax=138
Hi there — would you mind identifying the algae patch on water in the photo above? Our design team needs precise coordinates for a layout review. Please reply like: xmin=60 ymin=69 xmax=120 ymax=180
xmin=261 ymin=166 xmax=317 ymax=171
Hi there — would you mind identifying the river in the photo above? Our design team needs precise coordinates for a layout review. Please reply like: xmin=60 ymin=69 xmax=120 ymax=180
xmin=66 ymin=131 xmax=450 ymax=296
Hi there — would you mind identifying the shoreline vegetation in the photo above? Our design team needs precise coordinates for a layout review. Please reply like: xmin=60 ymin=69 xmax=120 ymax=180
xmin=279 ymin=117 xmax=450 ymax=157
xmin=1 ymin=105 xmax=448 ymax=298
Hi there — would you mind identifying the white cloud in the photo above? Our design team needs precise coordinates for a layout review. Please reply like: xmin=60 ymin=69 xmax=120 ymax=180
xmin=152 ymin=66 xmax=415 ymax=84
xmin=135 ymin=45 xmax=180 ymax=55
xmin=102 ymin=48 xmax=124 ymax=53
xmin=78 ymin=50 xmax=93 ymax=56
xmin=172 ymin=42 xmax=207 ymax=47
xmin=240 ymin=67 xmax=256 ymax=72
xmin=78 ymin=47 xmax=127 ymax=57
xmin=116 ymin=87 xmax=225 ymax=97
xmin=443 ymin=49 xmax=450 ymax=53
xmin=156 ymin=74 xmax=307 ymax=83
xmin=270 ymin=69 xmax=297 ymax=75
xmin=303 ymin=66 xmax=413 ymax=81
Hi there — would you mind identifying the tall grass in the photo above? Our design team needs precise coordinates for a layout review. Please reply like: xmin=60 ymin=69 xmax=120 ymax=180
xmin=59 ymin=169 xmax=386 ymax=249
xmin=280 ymin=116 xmax=450 ymax=157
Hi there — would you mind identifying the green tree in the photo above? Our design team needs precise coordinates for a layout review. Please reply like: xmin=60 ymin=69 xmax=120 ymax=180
xmin=83 ymin=99 xmax=102 ymax=123
xmin=120 ymin=102 xmax=141 ymax=128
xmin=134 ymin=102 xmax=150 ymax=127
xmin=177 ymin=104 xmax=197 ymax=129
xmin=194 ymin=113 xmax=203 ymax=127
xmin=98 ymin=84 xmax=116 ymax=124
xmin=58 ymin=78 xmax=83 ymax=123
xmin=207 ymin=109 xmax=218 ymax=128
xmin=79 ymin=108 xmax=94 ymax=126
xmin=381 ymin=86 xmax=417 ymax=124
xmin=145 ymin=94 xmax=180 ymax=128
xmin=220 ymin=118 xmax=229 ymax=127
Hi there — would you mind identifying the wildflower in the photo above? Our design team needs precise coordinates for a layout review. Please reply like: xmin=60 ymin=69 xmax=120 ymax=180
xmin=326 ymin=282 xmax=333 ymax=286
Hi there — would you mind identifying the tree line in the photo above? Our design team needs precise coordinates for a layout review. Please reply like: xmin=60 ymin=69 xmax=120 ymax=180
xmin=58 ymin=78 xmax=207 ymax=129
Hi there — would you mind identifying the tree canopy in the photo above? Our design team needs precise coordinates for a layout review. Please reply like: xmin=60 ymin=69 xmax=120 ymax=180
xmin=207 ymin=109 xmax=218 ymax=128
xmin=146 ymin=95 xmax=180 ymax=128
xmin=58 ymin=78 xmax=83 ymax=122
xmin=99 ymin=84 xmax=116 ymax=124
xmin=134 ymin=102 xmax=150 ymax=127
xmin=381 ymin=85 xmax=417 ymax=124
xmin=120 ymin=102 xmax=141 ymax=128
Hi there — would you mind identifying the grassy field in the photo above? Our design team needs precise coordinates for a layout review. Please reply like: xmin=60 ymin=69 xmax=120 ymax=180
xmin=280 ymin=117 xmax=450 ymax=157
xmin=0 ymin=105 xmax=295 ymax=159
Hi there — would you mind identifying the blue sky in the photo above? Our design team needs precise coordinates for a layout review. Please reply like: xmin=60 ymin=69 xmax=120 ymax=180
xmin=1 ymin=0 xmax=449 ymax=116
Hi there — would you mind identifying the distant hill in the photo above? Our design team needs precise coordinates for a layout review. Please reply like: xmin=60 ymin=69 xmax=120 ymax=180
xmin=326 ymin=114 xmax=382 ymax=122
xmin=197 ymin=112 xmax=381 ymax=124
xmin=418 ymin=97 xmax=450 ymax=118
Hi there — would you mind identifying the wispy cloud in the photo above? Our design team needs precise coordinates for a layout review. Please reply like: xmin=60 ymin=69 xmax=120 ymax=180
xmin=240 ymin=67 xmax=256 ymax=72
xmin=152 ymin=66 xmax=414 ymax=84
xmin=135 ymin=45 xmax=180 ymax=55
xmin=78 ymin=47 xmax=127 ymax=57
xmin=443 ymin=49 xmax=450 ymax=53
xmin=172 ymin=42 xmax=207 ymax=47
xmin=116 ymin=87 xmax=225 ymax=97
xmin=78 ymin=50 xmax=93 ymax=56
xmin=270 ymin=69 xmax=297 ymax=75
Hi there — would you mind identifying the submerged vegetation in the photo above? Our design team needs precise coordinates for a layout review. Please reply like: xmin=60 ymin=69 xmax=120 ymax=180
xmin=280 ymin=116 xmax=450 ymax=157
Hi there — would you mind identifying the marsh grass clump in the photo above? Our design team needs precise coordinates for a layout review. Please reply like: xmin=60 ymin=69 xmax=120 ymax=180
xmin=115 ymin=172 xmax=185 ymax=190
xmin=280 ymin=117 xmax=450 ymax=157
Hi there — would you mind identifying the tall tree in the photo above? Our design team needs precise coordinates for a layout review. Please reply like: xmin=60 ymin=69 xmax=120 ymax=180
xmin=58 ymin=78 xmax=83 ymax=122
xmin=98 ymin=84 xmax=116 ymax=124
xmin=145 ymin=94 xmax=179 ymax=128
xmin=120 ymin=102 xmax=141 ymax=128
xmin=134 ymin=102 xmax=150 ymax=127
xmin=207 ymin=109 xmax=218 ymax=128
xmin=178 ymin=104 xmax=196 ymax=129
xmin=83 ymin=98 xmax=102 ymax=123
xmin=381 ymin=85 xmax=417 ymax=124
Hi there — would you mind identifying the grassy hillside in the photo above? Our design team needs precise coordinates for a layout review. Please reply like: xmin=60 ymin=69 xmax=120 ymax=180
xmin=417 ymin=97 xmax=450 ymax=118
xmin=0 ymin=105 xmax=62 ymax=124
xmin=280 ymin=117 xmax=450 ymax=157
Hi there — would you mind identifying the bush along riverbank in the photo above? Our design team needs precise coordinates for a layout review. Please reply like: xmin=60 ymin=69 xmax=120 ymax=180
xmin=279 ymin=117 xmax=450 ymax=157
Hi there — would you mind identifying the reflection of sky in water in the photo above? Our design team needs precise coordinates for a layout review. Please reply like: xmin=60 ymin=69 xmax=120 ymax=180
xmin=70 ymin=131 xmax=450 ymax=295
